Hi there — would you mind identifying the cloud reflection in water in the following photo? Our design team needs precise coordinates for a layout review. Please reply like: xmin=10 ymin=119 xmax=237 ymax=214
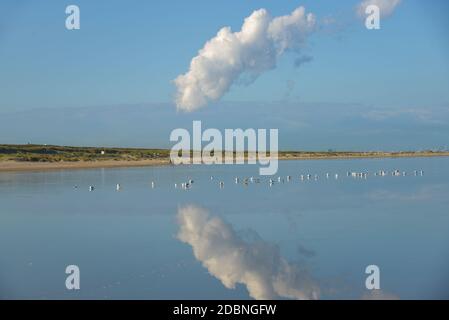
xmin=176 ymin=205 xmax=320 ymax=300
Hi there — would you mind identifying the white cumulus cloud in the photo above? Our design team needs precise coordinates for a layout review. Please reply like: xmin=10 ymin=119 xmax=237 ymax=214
xmin=356 ymin=0 xmax=401 ymax=18
xmin=176 ymin=205 xmax=320 ymax=300
xmin=173 ymin=7 xmax=316 ymax=112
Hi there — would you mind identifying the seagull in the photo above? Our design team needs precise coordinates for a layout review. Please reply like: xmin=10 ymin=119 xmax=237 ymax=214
xmin=181 ymin=182 xmax=191 ymax=189
xmin=89 ymin=186 xmax=94 ymax=192
xmin=116 ymin=184 xmax=121 ymax=191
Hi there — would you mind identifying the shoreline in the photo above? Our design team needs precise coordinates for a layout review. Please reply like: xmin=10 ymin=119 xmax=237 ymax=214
xmin=0 ymin=159 xmax=171 ymax=172
xmin=1 ymin=152 xmax=449 ymax=173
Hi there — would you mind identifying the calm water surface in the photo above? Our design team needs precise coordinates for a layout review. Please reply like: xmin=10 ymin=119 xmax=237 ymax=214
xmin=1 ymin=158 xmax=449 ymax=299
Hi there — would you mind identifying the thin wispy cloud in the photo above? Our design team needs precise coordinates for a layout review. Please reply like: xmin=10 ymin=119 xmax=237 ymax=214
xmin=174 ymin=7 xmax=316 ymax=112
xmin=294 ymin=55 xmax=313 ymax=68
xmin=176 ymin=205 xmax=320 ymax=300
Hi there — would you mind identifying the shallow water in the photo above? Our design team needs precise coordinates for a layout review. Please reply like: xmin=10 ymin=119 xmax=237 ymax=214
xmin=1 ymin=158 xmax=448 ymax=299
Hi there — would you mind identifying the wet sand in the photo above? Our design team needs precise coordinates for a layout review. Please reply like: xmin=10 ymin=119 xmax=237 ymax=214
xmin=0 ymin=159 xmax=171 ymax=172
xmin=1 ymin=152 xmax=449 ymax=172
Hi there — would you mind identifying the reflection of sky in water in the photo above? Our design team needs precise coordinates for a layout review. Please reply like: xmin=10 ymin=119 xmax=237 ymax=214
xmin=0 ymin=157 xmax=449 ymax=299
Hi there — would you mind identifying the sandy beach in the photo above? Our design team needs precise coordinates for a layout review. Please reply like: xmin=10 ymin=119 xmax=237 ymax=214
xmin=1 ymin=152 xmax=449 ymax=172
xmin=0 ymin=159 xmax=172 ymax=172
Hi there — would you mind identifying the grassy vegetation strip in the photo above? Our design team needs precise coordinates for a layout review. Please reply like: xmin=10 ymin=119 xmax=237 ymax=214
xmin=1 ymin=144 xmax=449 ymax=163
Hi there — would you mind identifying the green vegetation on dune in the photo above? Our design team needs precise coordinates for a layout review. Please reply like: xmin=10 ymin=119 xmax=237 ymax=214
xmin=0 ymin=144 xmax=170 ymax=162
xmin=0 ymin=144 xmax=448 ymax=163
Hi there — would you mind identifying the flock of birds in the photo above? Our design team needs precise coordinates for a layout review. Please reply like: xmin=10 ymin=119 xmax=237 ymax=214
xmin=79 ymin=169 xmax=424 ymax=192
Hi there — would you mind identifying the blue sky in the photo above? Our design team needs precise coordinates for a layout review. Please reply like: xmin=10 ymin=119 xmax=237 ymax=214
xmin=0 ymin=1 xmax=448 ymax=149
